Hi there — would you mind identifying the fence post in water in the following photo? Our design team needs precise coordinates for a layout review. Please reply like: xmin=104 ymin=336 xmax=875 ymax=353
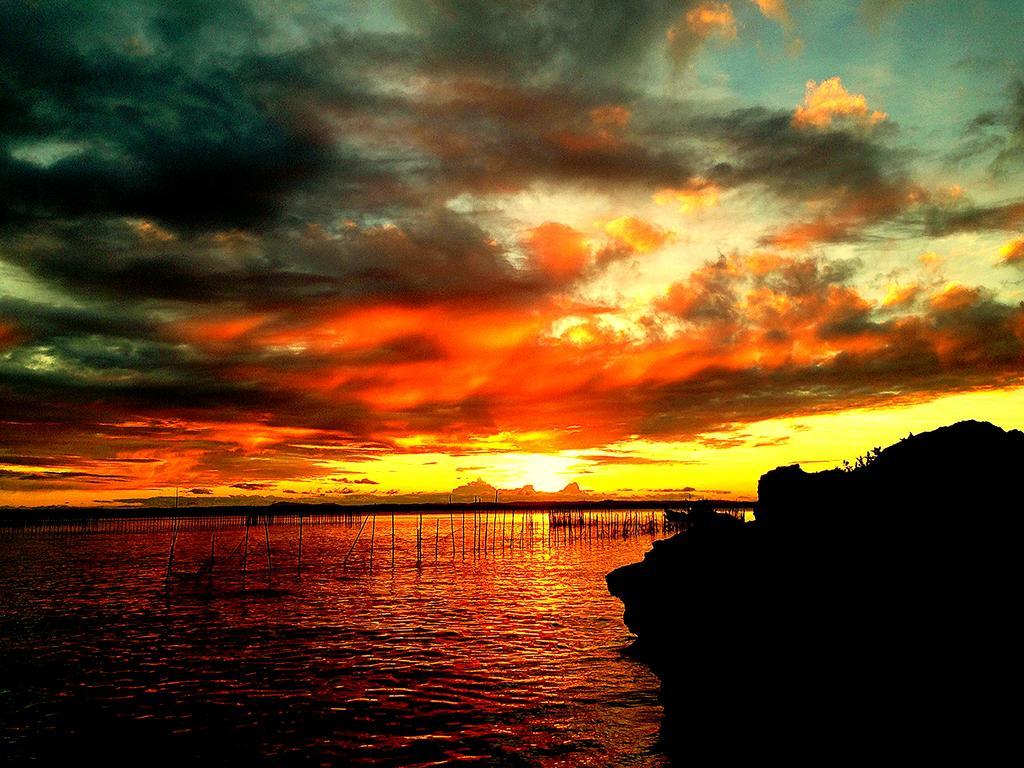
xmin=449 ymin=510 xmax=456 ymax=559
xmin=343 ymin=513 xmax=370 ymax=571
xmin=209 ymin=531 xmax=216 ymax=584
xmin=264 ymin=521 xmax=272 ymax=583
xmin=297 ymin=511 xmax=303 ymax=577
xmin=416 ymin=511 xmax=423 ymax=566
xmin=242 ymin=524 xmax=249 ymax=588
xmin=165 ymin=519 xmax=179 ymax=591
xmin=369 ymin=510 xmax=376 ymax=571
xmin=391 ymin=510 xmax=396 ymax=570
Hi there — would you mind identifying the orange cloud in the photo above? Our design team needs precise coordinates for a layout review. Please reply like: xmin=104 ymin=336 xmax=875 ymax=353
xmin=658 ymin=257 xmax=741 ymax=324
xmin=8 ymin=248 xmax=1024 ymax=507
xmin=762 ymin=182 xmax=912 ymax=250
xmin=524 ymin=222 xmax=593 ymax=279
xmin=546 ymin=128 xmax=620 ymax=154
xmin=792 ymin=77 xmax=887 ymax=129
xmin=766 ymin=218 xmax=853 ymax=250
xmin=656 ymin=253 xmax=882 ymax=368
xmin=666 ymin=1 xmax=737 ymax=62
xmin=132 ymin=219 xmax=176 ymax=243
xmin=172 ymin=313 xmax=272 ymax=344
xmin=679 ymin=2 xmax=738 ymax=40
xmin=999 ymin=237 xmax=1024 ymax=266
xmin=751 ymin=0 xmax=790 ymax=27
xmin=0 ymin=320 xmax=24 ymax=349
xmin=603 ymin=215 xmax=671 ymax=253
xmin=546 ymin=104 xmax=635 ymax=155
xmin=589 ymin=104 xmax=632 ymax=128
xmin=930 ymin=282 xmax=981 ymax=313
xmin=653 ymin=177 xmax=720 ymax=214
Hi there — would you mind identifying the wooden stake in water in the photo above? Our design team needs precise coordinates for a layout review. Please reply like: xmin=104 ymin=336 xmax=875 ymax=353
xmin=391 ymin=510 xmax=396 ymax=570
xmin=449 ymin=510 xmax=456 ymax=559
xmin=165 ymin=519 xmax=179 ymax=591
xmin=297 ymin=511 xmax=303 ymax=577
xmin=208 ymin=531 xmax=216 ymax=583
xmin=369 ymin=510 xmax=376 ymax=570
xmin=264 ymin=521 xmax=272 ymax=583
xmin=417 ymin=511 xmax=423 ymax=566
xmin=343 ymin=513 xmax=370 ymax=571
xmin=242 ymin=524 xmax=249 ymax=588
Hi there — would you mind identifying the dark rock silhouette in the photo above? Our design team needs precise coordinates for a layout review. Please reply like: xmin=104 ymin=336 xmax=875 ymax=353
xmin=608 ymin=420 xmax=1023 ymax=762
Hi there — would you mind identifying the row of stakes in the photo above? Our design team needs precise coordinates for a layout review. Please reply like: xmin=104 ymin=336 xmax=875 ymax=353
xmin=164 ymin=508 xmax=673 ymax=591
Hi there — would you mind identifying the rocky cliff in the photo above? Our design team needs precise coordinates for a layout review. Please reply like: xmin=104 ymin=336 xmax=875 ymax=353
xmin=607 ymin=420 xmax=1024 ymax=761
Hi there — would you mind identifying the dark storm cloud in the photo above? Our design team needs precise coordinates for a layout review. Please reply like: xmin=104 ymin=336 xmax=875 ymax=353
xmin=688 ymin=106 xmax=907 ymax=202
xmin=922 ymin=198 xmax=1024 ymax=237
xmin=394 ymin=0 xmax=683 ymax=84
xmin=0 ymin=0 xmax=906 ymax=330
xmin=0 ymin=209 xmax=562 ymax=313
xmin=424 ymin=104 xmax=696 ymax=194
xmin=0 ymin=1 xmax=349 ymax=231
xmin=0 ymin=295 xmax=157 ymax=339
xmin=0 ymin=0 xmax=714 ymax=237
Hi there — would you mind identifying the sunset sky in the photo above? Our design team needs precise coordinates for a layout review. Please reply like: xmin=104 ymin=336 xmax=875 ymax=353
xmin=2 ymin=0 xmax=1024 ymax=506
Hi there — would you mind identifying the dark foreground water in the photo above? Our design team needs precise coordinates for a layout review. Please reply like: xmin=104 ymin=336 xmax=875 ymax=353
xmin=0 ymin=511 xmax=669 ymax=767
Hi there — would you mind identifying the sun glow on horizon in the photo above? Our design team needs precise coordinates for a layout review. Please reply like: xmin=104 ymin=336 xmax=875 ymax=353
xmin=3 ymin=385 xmax=1023 ymax=508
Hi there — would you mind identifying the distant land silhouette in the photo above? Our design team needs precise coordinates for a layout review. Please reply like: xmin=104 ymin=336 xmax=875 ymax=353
xmin=608 ymin=420 xmax=1023 ymax=762
xmin=36 ymin=478 xmax=731 ymax=510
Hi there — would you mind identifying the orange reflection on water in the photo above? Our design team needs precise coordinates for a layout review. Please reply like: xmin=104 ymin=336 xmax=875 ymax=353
xmin=0 ymin=511 xmax=669 ymax=766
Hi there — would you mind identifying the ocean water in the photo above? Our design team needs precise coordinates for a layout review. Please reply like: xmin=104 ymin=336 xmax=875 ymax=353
xmin=0 ymin=511 xmax=670 ymax=766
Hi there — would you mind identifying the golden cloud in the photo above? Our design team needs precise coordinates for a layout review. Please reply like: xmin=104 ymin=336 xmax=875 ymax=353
xmin=751 ymin=0 xmax=790 ymax=27
xmin=792 ymin=77 xmax=887 ymax=129
xmin=882 ymin=283 xmax=921 ymax=309
xmin=684 ymin=1 xmax=738 ymax=38
xmin=653 ymin=177 xmax=721 ymax=214
xmin=603 ymin=215 xmax=672 ymax=253
xmin=999 ymin=237 xmax=1024 ymax=266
